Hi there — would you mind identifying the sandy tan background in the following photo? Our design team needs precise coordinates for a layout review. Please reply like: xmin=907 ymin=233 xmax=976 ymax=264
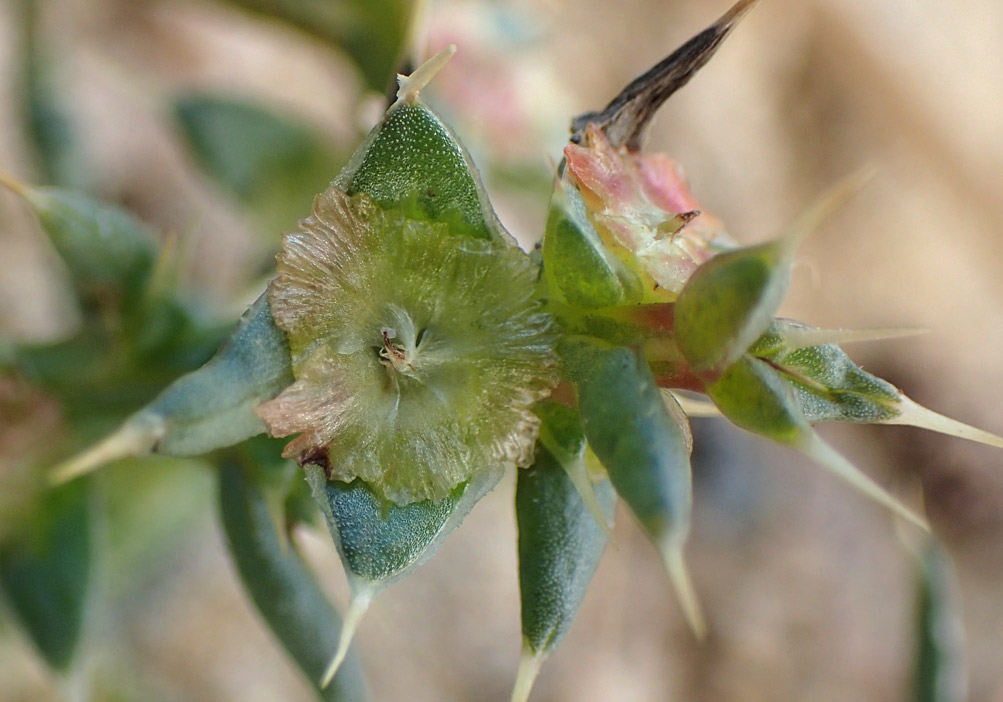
xmin=1 ymin=0 xmax=1002 ymax=700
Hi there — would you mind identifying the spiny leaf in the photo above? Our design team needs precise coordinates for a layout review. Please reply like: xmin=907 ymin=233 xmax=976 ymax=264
xmin=0 ymin=172 xmax=156 ymax=306
xmin=751 ymin=322 xmax=903 ymax=425
xmin=334 ymin=46 xmax=512 ymax=245
xmin=305 ymin=465 xmax=501 ymax=687
xmin=513 ymin=448 xmax=615 ymax=702
xmin=706 ymin=355 xmax=928 ymax=529
xmin=219 ymin=460 xmax=368 ymax=701
xmin=675 ymin=172 xmax=872 ymax=375
xmin=752 ymin=320 xmax=1003 ymax=447
xmin=561 ymin=337 xmax=704 ymax=636
xmin=51 ymin=294 xmax=294 ymax=483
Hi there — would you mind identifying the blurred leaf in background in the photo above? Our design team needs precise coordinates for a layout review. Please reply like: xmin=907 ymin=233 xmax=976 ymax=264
xmin=173 ymin=95 xmax=344 ymax=252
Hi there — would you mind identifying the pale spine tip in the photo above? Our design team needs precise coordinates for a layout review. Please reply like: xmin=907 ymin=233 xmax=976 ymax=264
xmin=799 ymin=433 xmax=930 ymax=531
xmin=320 ymin=591 xmax=372 ymax=689
xmin=778 ymin=167 xmax=876 ymax=259
xmin=777 ymin=326 xmax=930 ymax=351
xmin=50 ymin=412 xmax=166 ymax=485
xmin=660 ymin=540 xmax=707 ymax=640
xmin=886 ymin=398 xmax=1003 ymax=450
xmin=664 ymin=390 xmax=722 ymax=418
xmin=510 ymin=646 xmax=546 ymax=702
xmin=396 ymin=44 xmax=457 ymax=104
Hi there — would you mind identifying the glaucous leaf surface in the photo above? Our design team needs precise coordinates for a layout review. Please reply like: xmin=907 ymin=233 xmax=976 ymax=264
xmin=0 ymin=178 xmax=156 ymax=309
xmin=516 ymin=451 xmax=613 ymax=649
xmin=219 ymin=462 xmax=368 ymax=702
xmin=513 ymin=447 xmax=614 ymax=702
xmin=560 ymin=337 xmax=702 ymax=633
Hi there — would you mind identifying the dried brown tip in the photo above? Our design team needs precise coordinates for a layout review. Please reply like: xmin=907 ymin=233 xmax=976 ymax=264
xmin=571 ymin=0 xmax=760 ymax=150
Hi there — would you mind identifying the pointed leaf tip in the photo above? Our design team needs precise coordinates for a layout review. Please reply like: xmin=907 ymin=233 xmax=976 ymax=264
xmin=775 ymin=325 xmax=930 ymax=351
xmin=800 ymin=433 xmax=929 ymax=531
xmin=50 ymin=412 xmax=166 ymax=485
xmin=572 ymin=0 xmax=761 ymax=148
xmin=780 ymin=167 xmax=876 ymax=257
xmin=511 ymin=647 xmax=546 ymax=702
xmin=887 ymin=398 xmax=1003 ymax=450
xmin=665 ymin=390 xmax=722 ymax=418
xmin=396 ymin=44 xmax=456 ymax=103
xmin=661 ymin=541 xmax=707 ymax=639
xmin=567 ymin=455 xmax=614 ymax=537
xmin=320 ymin=591 xmax=372 ymax=689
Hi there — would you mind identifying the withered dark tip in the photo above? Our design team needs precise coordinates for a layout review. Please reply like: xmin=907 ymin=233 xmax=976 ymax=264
xmin=571 ymin=0 xmax=760 ymax=150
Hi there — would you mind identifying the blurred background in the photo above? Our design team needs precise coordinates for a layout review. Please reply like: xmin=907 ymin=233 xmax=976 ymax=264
xmin=1 ymin=0 xmax=1002 ymax=699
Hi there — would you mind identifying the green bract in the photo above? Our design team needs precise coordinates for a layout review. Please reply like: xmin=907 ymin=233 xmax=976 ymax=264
xmin=513 ymin=445 xmax=614 ymax=702
xmin=674 ymin=240 xmax=791 ymax=375
xmin=542 ymin=168 xmax=642 ymax=309
xmin=751 ymin=320 xmax=901 ymax=423
xmin=561 ymin=337 xmax=703 ymax=635
xmin=219 ymin=460 xmax=368 ymax=702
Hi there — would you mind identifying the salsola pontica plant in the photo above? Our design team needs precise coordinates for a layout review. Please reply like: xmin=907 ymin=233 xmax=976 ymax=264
xmin=3 ymin=1 xmax=1000 ymax=700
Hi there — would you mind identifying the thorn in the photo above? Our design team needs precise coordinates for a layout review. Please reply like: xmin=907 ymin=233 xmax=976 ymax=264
xmin=50 ymin=412 xmax=166 ymax=485
xmin=396 ymin=44 xmax=456 ymax=104
xmin=660 ymin=540 xmax=707 ymax=639
xmin=776 ymin=325 xmax=930 ymax=350
xmin=510 ymin=646 xmax=546 ymax=702
xmin=320 ymin=591 xmax=372 ymax=689
xmin=777 ymin=167 xmax=876 ymax=258
xmin=799 ymin=432 xmax=929 ymax=531
xmin=572 ymin=0 xmax=761 ymax=149
xmin=886 ymin=397 xmax=1003 ymax=450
